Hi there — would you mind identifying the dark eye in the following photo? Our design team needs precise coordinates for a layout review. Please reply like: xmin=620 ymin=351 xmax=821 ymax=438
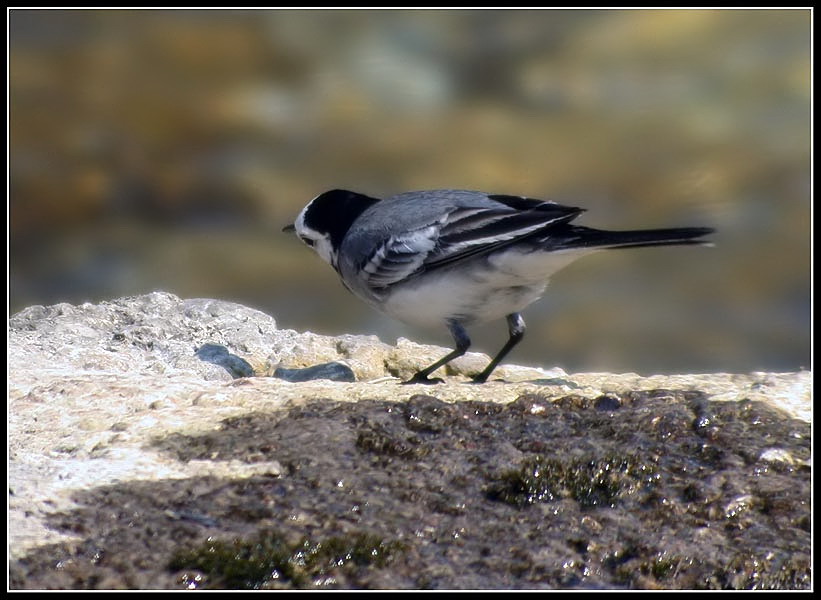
xmin=300 ymin=236 xmax=315 ymax=247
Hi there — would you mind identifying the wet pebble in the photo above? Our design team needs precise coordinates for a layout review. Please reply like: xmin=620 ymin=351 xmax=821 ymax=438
xmin=273 ymin=362 xmax=356 ymax=383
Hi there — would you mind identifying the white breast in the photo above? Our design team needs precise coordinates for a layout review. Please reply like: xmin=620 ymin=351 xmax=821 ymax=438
xmin=376 ymin=247 xmax=595 ymax=328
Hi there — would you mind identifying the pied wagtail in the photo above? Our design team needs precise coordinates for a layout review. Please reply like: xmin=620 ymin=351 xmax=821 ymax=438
xmin=284 ymin=189 xmax=713 ymax=384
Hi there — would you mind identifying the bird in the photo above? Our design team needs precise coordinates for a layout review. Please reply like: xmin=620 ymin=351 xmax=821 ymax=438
xmin=284 ymin=189 xmax=713 ymax=384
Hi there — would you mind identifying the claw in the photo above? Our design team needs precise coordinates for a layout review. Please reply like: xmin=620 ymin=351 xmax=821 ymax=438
xmin=402 ymin=374 xmax=445 ymax=385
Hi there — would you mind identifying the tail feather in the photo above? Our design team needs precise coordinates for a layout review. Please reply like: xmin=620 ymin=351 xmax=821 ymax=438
xmin=545 ymin=225 xmax=714 ymax=251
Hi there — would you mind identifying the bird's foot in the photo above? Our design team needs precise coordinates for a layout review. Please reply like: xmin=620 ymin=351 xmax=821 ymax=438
xmin=401 ymin=373 xmax=445 ymax=385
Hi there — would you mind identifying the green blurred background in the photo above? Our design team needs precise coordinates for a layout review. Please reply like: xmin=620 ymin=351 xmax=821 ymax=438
xmin=9 ymin=9 xmax=810 ymax=375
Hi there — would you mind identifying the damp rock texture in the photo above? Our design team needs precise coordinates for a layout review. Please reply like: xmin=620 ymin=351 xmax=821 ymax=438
xmin=8 ymin=292 xmax=811 ymax=590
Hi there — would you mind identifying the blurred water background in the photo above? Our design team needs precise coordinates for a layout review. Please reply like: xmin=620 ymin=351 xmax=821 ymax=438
xmin=9 ymin=9 xmax=810 ymax=375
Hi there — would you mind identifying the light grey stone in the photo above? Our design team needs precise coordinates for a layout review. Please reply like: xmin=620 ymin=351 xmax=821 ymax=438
xmin=8 ymin=292 xmax=811 ymax=584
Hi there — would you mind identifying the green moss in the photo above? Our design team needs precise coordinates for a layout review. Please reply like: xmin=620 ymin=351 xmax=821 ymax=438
xmin=355 ymin=425 xmax=429 ymax=460
xmin=610 ymin=551 xmax=811 ymax=590
xmin=486 ymin=454 xmax=659 ymax=508
xmin=649 ymin=555 xmax=684 ymax=580
xmin=708 ymin=552 xmax=812 ymax=590
xmin=169 ymin=529 xmax=403 ymax=589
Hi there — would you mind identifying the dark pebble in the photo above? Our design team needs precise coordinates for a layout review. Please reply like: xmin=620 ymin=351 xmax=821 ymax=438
xmin=273 ymin=362 xmax=356 ymax=383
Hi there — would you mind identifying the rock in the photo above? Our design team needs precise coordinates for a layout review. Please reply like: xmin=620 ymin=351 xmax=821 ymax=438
xmin=8 ymin=292 xmax=280 ymax=382
xmin=387 ymin=336 xmax=493 ymax=381
xmin=8 ymin=293 xmax=812 ymax=590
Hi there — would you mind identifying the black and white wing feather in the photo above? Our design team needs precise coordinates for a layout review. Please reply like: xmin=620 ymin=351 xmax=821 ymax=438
xmin=359 ymin=196 xmax=583 ymax=290
xmin=359 ymin=224 xmax=440 ymax=289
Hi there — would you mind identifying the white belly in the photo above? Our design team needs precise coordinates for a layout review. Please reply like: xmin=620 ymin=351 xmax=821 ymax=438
xmin=377 ymin=247 xmax=592 ymax=328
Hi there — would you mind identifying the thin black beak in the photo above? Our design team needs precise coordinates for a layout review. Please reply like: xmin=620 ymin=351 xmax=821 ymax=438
xmin=282 ymin=223 xmax=296 ymax=233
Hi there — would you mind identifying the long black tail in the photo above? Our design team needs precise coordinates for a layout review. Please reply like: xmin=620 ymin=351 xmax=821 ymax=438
xmin=547 ymin=225 xmax=714 ymax=251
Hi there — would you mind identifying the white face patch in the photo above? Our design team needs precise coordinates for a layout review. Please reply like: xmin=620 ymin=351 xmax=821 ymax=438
xmin=294 ymin=202 xmax=337 ymax=267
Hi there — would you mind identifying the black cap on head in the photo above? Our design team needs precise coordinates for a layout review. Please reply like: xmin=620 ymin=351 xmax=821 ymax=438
xmin=302 ymin=189 xmax=382 ymax=248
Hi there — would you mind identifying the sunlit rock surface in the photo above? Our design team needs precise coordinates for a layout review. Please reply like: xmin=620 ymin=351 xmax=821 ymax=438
xmin=8 ymin=293 xmax=810 ymax=590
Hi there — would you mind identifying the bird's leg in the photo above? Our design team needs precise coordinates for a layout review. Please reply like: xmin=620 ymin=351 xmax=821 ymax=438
xmin=403 ymin=320 xmax=471 ymax=384
xmin=471 ymin=313 xmax=526 ymax=383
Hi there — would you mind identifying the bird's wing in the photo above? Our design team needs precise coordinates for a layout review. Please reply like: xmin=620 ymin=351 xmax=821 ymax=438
xmin=360 ymin=196 xmax=583 ymax=290
xmin=359 ymin=222 xmax=441 ymax=289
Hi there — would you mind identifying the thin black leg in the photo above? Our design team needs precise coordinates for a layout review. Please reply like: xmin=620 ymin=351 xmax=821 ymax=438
xmin=403 ymin=320 xmax=471 ymax=384
xmin=471 ymin=313 xmax=526 ymax=383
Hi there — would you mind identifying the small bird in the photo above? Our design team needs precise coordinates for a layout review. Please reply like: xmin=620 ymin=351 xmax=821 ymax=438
xmin=284 ymin=189 xmax=713 ymax=384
